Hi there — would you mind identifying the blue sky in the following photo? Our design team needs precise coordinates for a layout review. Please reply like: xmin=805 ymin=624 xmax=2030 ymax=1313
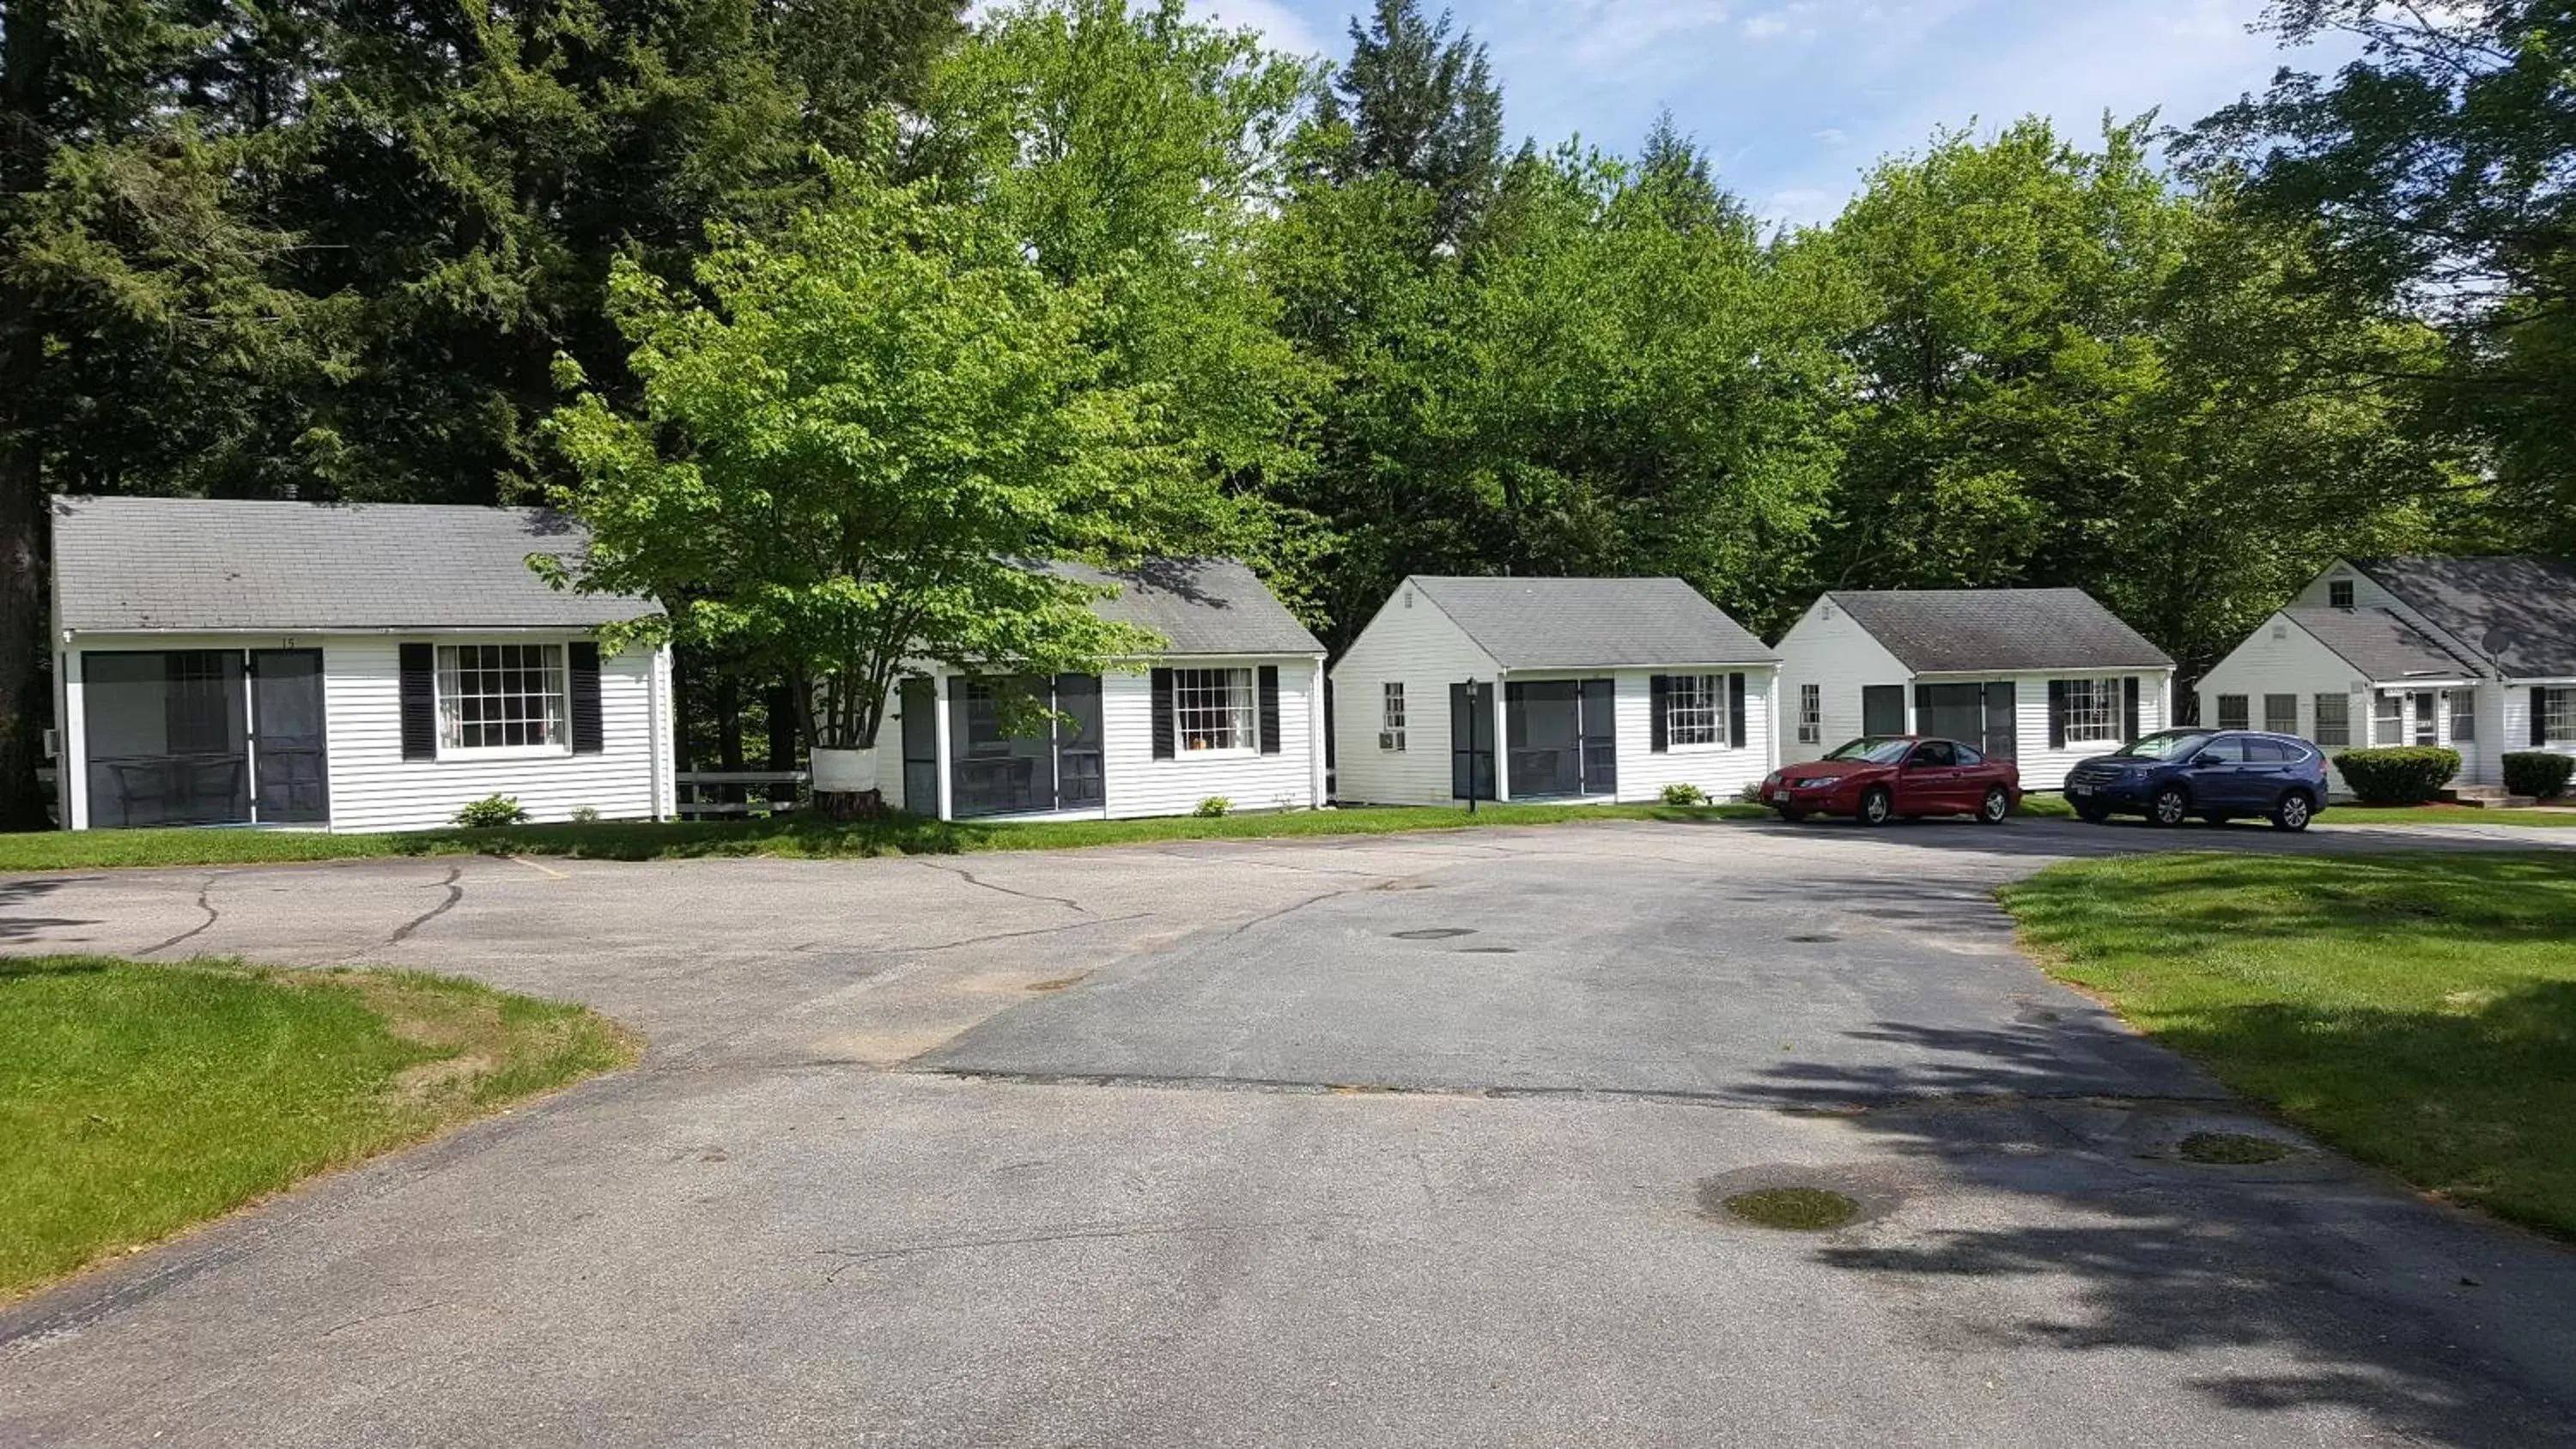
xmin=1189 ymin=0 xmax=2357 ymax=227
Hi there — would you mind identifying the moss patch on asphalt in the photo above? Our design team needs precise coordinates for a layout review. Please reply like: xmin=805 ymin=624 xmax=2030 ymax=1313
xmin=2001 ymin=852 xmax=2576 ymax=1236
xmin=0 ymin=956 xmax=636 ymax=1300
xmin=1721 ymin=1187 xmax=1861 ymax=1231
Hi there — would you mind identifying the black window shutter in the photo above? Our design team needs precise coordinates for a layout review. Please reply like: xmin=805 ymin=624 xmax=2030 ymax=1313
xmin=1728 ymin=673 xmax=1747 ymax=749
xmin=1151 ymin=669 xmax=1176 ymax=759
xmin=2047 ymin=680 xmax=2069 ymax=750
xmin=569 ymin=642 xmax=605 ymax=754
xmin=2538 ymin=688 xmax=2553 ymax=747
xmin=2122 ymin=676 xmax=2141 ymax=743
xmin=1257 ymin=665 xmax=1281 ymax=755
xmin=399 ymin=643 xmax=437 ymax=761
xmin=1649 ymin=676 xmax=1669 ymax=752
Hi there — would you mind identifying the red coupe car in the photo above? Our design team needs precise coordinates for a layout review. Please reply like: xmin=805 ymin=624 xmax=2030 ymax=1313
xmin=1762 ymin=736 xmax=2022 ymax=825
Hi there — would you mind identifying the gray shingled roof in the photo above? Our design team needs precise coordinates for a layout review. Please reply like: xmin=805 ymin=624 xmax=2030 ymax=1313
xmin=1042 ymin=559 xmax=1322 ymax=657
xmin=2348 ymin=555 xmax=2576 ymax=677
xmin=51 ymin=495 xmax=655 ymax=633
xmin=1826 ymin=589 xmax=2173 ymax=673
xmin=1407 ymin=576 xmax=1776 ymax=669
xmin=2282 ymin=607 xmax=2482 ymax=680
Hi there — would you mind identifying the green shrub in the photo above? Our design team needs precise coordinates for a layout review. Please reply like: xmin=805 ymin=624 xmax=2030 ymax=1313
xmin=454 ymin=794 xmax=532 ymax=828
xmin=2502 ymin=751 xmax=2575 ymax=801
xmin=2330 ymin=747 xmax=2462 ymax=805
xmin=569 ymin=804 xmax=602 ymax=824
xmin=1659 ymin=782 xmax=1709 ymax=806
xmin=1194 ymin=796 xmax=1231 ymax=818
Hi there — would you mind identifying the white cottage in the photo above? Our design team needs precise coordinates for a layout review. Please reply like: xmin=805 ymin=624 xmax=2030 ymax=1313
xmin=2196 ymin=556 xmax=2576 ymax=794
xmin=1773 ymin=589 xmax=2177 ymax=791
xmin=49 ymin=495 xmax=674 ymax=832
xmin=1330 ymin=576 xmax=1781 ymax=806
xmin=882 ymin=560 xmax=1327 ymax=822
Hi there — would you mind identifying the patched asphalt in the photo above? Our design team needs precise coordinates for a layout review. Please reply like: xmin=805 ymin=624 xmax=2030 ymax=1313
xmin=3 ymin=815 xmax=2574 ymax=1447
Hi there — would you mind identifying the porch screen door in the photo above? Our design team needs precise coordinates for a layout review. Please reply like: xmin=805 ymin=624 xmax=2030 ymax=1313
xmin=899 ymin=679 xmax=938 ymax=811
xmin=250 ymin=650 xmax=330 ymax=823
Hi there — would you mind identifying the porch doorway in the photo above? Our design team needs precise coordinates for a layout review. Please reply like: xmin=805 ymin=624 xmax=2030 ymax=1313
xmin=1505 ymin=678 xmax=1617 ymax=799
xmin=82 ymin=647 xmax=329 ymax=827
xmin=1915 ymin=682 xmax=2017 ymax=759
xmin=948 ymin=674 xmax=1104 ymax=818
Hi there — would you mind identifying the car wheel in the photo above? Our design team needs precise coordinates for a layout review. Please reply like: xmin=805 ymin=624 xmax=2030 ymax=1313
xmin=2271 ymin=791 xmax=2314 ymax=833
xmin=2074 ymin=802 xmax=2111 ymax=824
xmin=1772 ymin=806 xmax=1807 ymax=823
xmin=1859 ymin=787 xmax=1893 ymax=827
xmin=2149 ymin=785 xmax=2190 ymax=828
xmin=1977 ymin=786 xmax=2009 ymax=824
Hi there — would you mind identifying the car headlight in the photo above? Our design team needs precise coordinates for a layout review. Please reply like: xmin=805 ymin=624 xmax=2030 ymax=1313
xmin=1765 ymin=771 xmax=1781 ymax=786
xmin=1802 ymin=775 xmax=1842 ymax=789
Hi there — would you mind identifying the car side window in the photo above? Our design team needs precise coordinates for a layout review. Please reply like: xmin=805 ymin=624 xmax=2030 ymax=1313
xmin=1953 ymin=743 xmax=1984 ymax=766
xmin=1909 ymin=741 xmax=1955 ymax=767
xmin=2245 ymin=738 xmax=2288 ymax=764
xmin=2196 ymin=737 xmax=2248 ymax=765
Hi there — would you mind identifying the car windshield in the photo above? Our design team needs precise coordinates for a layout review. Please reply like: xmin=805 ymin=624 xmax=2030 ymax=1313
xmin=2110 ymin=731 xmax=2209 ymax=761
xmin=1823 ymin=737 xmax=1914 ymax=765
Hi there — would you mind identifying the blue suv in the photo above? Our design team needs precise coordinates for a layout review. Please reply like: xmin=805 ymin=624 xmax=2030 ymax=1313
xmin=2062 ymin=729 xmax=2329 ymax=832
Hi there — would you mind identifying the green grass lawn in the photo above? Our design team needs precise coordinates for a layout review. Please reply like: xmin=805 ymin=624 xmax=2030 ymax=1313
xmin=2013 ymin=792 xmax=2574 ymax=826
xmin=2000 ymin=852 xmax=2576 ymax=1237
xmin=0 ymin=957 xmax=636 ymax=1299
xmin=0 ymin=801 xmax=1767 ymax=873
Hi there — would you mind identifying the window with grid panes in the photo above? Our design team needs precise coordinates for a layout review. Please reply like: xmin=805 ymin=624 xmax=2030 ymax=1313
xmin=1172 ymin=668 xmax=1255 ymax=752
xmin=438 ymin=644 xmax=567 ymax=751
xmin=1382 ymin=682 xmax=1406 ymax=751
xmin=2063 ymin=677 xmax=2125 ymax=743
xmin=2215 ymin=694 xmax=2249 ymax=731
xmin=2373 ymin=692 xmax=2404 ymax=744
xmin=2312 ymin=694 xmax=2350 ymax=747
xmin=1797 ymin=683 xmax=1820 ymax=744
xmin=1664 ymin=675 xmax=1722 ymax=747
xmin=2451 ymin=690 xmax=2476 ymax=743
xmin=2264 ymin=694 xmax=2298 ymax=735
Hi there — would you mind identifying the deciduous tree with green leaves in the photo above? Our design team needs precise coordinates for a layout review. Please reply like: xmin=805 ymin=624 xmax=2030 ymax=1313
xmin=546 ymin=159 xmax=1202 ymax=815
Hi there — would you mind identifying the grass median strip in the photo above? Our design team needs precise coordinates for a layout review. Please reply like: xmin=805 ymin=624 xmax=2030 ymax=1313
xmin=1999 ymin=852 xmax=2576 ymax=1237
xmin=0 ymin=802 xmax=1768 ymax=873
xmin=0 ymin=956 xmax=637 ymax=1300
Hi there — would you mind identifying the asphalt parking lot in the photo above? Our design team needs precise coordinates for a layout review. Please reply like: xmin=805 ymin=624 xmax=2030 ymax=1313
xmin=3 ymin=815 xmax=2573 ymax=1447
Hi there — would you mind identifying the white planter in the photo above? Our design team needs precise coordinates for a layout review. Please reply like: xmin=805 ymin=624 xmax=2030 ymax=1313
xmin=811 ymin=746 xmax=879 ymax=795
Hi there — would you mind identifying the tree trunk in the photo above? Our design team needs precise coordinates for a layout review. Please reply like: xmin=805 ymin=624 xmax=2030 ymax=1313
xmin=0 ymin=447 xmax=52 ymax=830
xmin=715 ymin=676 xmax=744 ymax=772
xmin=765 ymin=679 xmax=799 ymax=809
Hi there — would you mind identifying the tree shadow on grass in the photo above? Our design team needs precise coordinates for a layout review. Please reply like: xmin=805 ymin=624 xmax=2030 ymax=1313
xmin=1736 ymin=985 xmax=2576 ymax=1447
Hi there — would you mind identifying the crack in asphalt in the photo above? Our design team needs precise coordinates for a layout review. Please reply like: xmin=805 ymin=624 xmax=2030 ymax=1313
xmin=137 ymin=876 xmax=222 ymax=956
xmin=813 ymin=1212 xmax=1357 ymax=1281
xmin=912 ymin=858 xmax=1089 ymax=913
xmin=796 ymin=911 xmax=1153 ymax=958
xmin=1218 ymin=887 xmax=1366 ymax=941
xmin=386 ymin=866 xmax=465 ymax=945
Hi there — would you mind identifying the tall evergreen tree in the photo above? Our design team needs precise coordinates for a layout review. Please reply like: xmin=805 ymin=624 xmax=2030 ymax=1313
xmin=1316 ymin=0 xmax=1502 ymax=250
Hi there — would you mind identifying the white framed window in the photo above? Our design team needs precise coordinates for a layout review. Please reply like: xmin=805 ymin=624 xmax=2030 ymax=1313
xmin=2373 ymin=691 xmax=2404 ymax=745
xmin=2543 ymin=687 xmax=2576 ymax=743
xmin=1665 ymin=675 xmax=1722 ymax=748
xmin=438 ymin=643 xmax=567 ymax=754
xmin=2451 ymin=690 xmax=2476 ymax=743
xmin=2263 ymin=694 xmax=2298 ymax=735
xmin=2063 ymin=677 xmax=2124 ymax=743
xmin=2215 ymin=694 xmax=2249 ymax=731
xmin=2313 ymin=693 xmax=2350 ymax=748
xmin=1797 ymin=682 xmax=1821 ymax=744
xmin=1381 ymin=682 xmax=1406 ymax=751
xmin=2329 ymin=579 xmax=2355 ymax=609
xmin=1173 ymin=667 xmax=1255 ymax=754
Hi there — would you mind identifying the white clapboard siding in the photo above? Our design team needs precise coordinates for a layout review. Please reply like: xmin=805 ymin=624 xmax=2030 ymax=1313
xmin=58 ymin=631 xmax=671 ymax=833
xmin=1772 ymin=597 xmax=1914 ymax=764
xmin=2008 ymin=670 xmax=2171 ymax=791
xmin=323 ymin=636 xmax=669 ymax=832
xmin=1101 ymin=659 xmax=1323 ymax=818
xmin=1328 ymin=585 xmax=1504 ymax=805
xmin=1607 ymin=667 xmax=1777 ymax=803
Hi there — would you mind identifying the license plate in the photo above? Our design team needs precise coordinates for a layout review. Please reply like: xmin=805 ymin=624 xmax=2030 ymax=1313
xmin=1771 ymin=790 xmax=1791 ymax=803
xmin=2069 ymin=783 xmax=2093 ymax=796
